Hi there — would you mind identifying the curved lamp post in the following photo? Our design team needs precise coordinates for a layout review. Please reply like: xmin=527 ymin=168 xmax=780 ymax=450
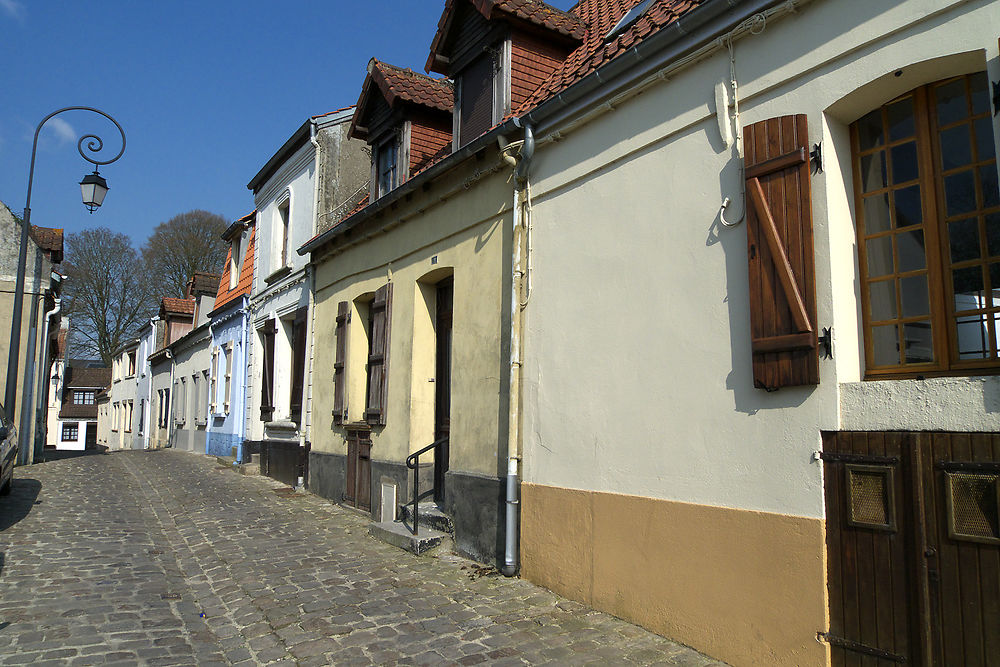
xmin=3 ymin=108 xmax=125 ymax=435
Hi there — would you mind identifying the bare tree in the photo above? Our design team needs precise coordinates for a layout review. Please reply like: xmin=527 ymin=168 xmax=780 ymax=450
xmin=63 ymin=228 xmax=156 ymax=365
xmin=141 ymin=210 xmax=229 ymax=297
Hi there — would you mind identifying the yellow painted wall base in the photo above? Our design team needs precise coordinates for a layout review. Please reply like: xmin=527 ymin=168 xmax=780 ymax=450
xmin=520 ymin=484 xmax=830 ymax=666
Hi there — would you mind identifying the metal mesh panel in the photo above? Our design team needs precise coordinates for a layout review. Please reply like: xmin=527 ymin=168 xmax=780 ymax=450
xmin=849 ymin=468 xmax=890 ymax=527
xmin=948 ymin=473 xmax=999 ymax=541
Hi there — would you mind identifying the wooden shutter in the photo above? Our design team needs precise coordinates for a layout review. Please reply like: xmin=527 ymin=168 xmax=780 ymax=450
xmin=289 ymin=309 xmax=308 ymax=427
xmin=365 ymin=283 xmax=392 ymax=426
xmin=333 ymin=301 xmax=349 ymax=424
xmin=459 ymin=54 xmax=495 ymax=147
xmin=260 ymin=320 xmax=276 ymax=420
xmin=743 ymin=115 xmax=819 ymax=390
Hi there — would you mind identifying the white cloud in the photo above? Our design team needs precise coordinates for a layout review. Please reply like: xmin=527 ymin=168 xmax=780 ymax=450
xmin=0 ymin=0 xmax=25 ymax=21
xmin=46 ymin=117 xmax=76 ymax=144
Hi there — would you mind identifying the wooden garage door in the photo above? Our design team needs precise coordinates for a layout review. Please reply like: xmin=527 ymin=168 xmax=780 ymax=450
xmin=822 ymin=432 xmax=1000 ymax=666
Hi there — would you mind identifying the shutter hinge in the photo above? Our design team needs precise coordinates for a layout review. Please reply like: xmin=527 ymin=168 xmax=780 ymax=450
xmin=817 ymin=632 xmax=906 ymax=662
xmin=819 ymin=327 xmax=833 ymax=359
xmin=810 ymin=143 xmax=823 ymax=174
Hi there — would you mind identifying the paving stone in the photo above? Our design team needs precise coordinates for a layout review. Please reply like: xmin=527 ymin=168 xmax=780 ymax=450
xmin=0 ymin=450 xmax=726 ymax=666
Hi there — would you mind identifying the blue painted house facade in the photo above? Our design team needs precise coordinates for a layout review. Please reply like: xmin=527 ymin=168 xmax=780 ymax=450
xmin=206 ymin=212 xmax=256 ymax=461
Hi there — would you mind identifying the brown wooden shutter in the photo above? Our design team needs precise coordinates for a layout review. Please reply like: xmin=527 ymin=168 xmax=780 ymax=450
xmin=365 ymin=283 xmax=392 ymax=426
xmin=459 ymin=54 xmax=495 ymax=147
xmin=743 ymin=115 xmax=819 ymax=390
xmin=333 ymin=301 xmax=349 ymax=424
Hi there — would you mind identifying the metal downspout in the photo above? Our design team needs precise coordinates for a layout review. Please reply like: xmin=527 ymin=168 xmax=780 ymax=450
xmin=34 ymin=295 xmax=60 ymax=458
xmin=503 ymin=121 xmax=534 ymax=577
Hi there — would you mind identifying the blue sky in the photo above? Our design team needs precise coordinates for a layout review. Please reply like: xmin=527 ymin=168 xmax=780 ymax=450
xmin=0 ymin=0 xmax=576 ymax=247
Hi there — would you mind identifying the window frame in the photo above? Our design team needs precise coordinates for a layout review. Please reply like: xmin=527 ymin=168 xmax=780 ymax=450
xmin=61 ymin=422 xmax=79 ymax=441
xmin=852 ymin=72 xmax=1000 ymax=379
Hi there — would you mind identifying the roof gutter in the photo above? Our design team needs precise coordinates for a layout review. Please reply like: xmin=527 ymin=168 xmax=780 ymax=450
xmin=520 ymin=0 xmax=795 ymax=135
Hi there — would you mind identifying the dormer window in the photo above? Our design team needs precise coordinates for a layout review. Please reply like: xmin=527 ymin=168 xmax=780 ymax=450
xmin=456 ymin=43 xmax=510 ymax=148
xmin=229 ymin=233 xmax=242 ymax=290
xmin=376 ymin=136 xmax=399 ymax=199
xmin=350 ymin=59 xmax=454 ymax=204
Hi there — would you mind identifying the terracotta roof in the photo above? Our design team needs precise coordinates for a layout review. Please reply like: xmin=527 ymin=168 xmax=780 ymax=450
xmin=427 ymin=0 xmax=587 ymax=72
xmin=162 ymin=297 xmax=196 ymax=317
xmin=374 ymin=60 xmax=453 ymax=112
xmin=29 ymin=225 xmax=64 ymax=260
xmin=312 ymin=105 xmax=357 ymax=120
xmin=64 ymin=366 xmax=111 ymax=389
xmin=214 ymin=224 xmax=256 ymax=312
xmin=516 ymin=0 xmax=704 ymax=112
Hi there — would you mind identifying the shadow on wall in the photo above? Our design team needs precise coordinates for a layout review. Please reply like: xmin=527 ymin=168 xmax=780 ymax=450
xmin=713 ymin=148 xmax=813 ymax=415
xmin=0 ymin=477 xmax=42 ymax=532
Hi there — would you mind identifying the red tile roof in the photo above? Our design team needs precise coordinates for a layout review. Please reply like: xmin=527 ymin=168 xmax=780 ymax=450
xmin=64 ymin=366 xmax=111 ymax=389
xmin=29 ymin=225 xmax=63 ymax=255
xmin=312 ymin=105 xmax=357 ymax=120
xmin=186 ymin=271 xmax=221 ymax=298
xmin=161 ymin=297 xmax=196 ymax=317
xmin=427 ymin=0 xmax=587 ymax=72
xmin=214 ymin=224 xmax=256 ymax=311
xmin=373 ymin=60 xmax=454 ymax=113
xmin=516 ymin=0 xmax=704 ymax=112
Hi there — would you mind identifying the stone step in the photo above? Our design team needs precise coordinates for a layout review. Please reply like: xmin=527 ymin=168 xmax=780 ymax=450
xmin=368 ymin=520 xmax=451 ymax=556
xmin=399 ymin=502 xmax=454 ymax=534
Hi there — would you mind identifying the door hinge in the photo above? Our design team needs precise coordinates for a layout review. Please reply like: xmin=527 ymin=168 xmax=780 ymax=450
xmin=819 ymin=451 xmax=899 ymax=465
xmin=818 ymin=632 xmax=907 ymax=663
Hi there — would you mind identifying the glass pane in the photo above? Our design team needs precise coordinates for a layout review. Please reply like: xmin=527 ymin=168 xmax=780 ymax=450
xmin=990 ymin=263 xmax=1000 ymax=301
xmin=867 ymin=236 xmax=894 ymax=277
xmin=891 ymin=142 xmax=919 ymax=184
xmin=869 ymin=279 xmax=897 ymax=322
xmin=949 ymin=217 xmax=981 ymax=263
xmin=974 ymin=117 xmax=996 ymax=162
xmin=863 ymin=193 xmax=892 ymax=233
xmin=945 ymin=169 xmax=977 ymax=216
xmin=940 ymin=124 xmax=972 ymax=170
xmin=872 ymin=324 xmax=899 ymax=366
xmin=970 ymin=72 xmax=990 ymax=116
xmin=857 ymin=109 xmax=884 ymax=150
xmin=903 ymin=321 xmax=934 ymax=363
xmin=981 ymin=165 xmax=999 ymax=209
xmin=861 ymin=152 xmax=887 ymax=192
xmin=954 ymin=266 xmax=985 ymax=310
xmin=893 ymin=185 xmax=922 ymax=228
xmin=900 ymin=274 xmax=930 ymax=317
xmin=956 ymin=313 xmax=989 ymax=359
xmin=898 ymin=230 xmax=927 ymax=272
xmin=936 ymin=78 xmax=968 ymax=126
xmin=887 ymin=97 xmax=915 ymax=141
xmin=987 ymin=213 xmax=1000 ymax=257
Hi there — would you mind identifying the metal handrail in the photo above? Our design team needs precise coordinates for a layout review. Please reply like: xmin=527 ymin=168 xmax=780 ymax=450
xmin=405 ymin=437 xmax=448 ymax=536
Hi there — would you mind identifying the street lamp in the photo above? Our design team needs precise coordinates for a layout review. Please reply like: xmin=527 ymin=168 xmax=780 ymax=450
xmin=3 ymin=107 xmax=125 ymax=445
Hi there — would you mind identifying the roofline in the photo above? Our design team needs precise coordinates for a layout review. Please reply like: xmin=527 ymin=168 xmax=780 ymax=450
xmin=208 ymin=293 xmax=249 ymax=319
xmin=520 ymin=0 xmax=790 ymax=134
xmin=248 ymin=108 xmax=356 ymax=193
xmin=299 ymin=0 xmax=782 ymax=257
xmin=299 ymin=119 xmax=516 ymax=256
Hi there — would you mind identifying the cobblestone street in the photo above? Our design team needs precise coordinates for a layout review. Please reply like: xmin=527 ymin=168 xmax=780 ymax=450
xmin=0 ymin=450 xmax=724 ymax=666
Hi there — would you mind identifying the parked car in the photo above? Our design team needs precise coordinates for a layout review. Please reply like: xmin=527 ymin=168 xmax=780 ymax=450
xmin=0 ymin=402 xmax=15 ymax=495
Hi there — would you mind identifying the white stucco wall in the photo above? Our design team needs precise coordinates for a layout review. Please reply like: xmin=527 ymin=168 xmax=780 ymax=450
xmin=521 ymin=0 xmax=1000 ymax=519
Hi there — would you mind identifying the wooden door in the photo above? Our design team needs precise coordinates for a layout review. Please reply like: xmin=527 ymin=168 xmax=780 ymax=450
xmin=85 ymin=423 xmax=97 ymax=450
xmin=344 ymin=428 xmax=372 ymax=512
xmin=434 ymin=278 xmax=453 ymax=503
xmin=823 ymin=432 xmax=1000 ymax=666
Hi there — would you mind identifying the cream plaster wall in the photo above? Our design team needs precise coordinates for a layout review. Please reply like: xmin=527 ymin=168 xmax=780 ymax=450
xmin=311 ymin=162 xmax=512 ymax=476
xmin=521 ymin=0 xmax=1000 ymax=519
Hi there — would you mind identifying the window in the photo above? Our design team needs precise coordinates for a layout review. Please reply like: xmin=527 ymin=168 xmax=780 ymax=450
xmin=210 ymin=347 xmax=219 ymax=414
xmin=278 ymin=198 xmax=290 ymax=268
xmin=260 ymin=321 xmax=276 ymax=421
xmin=127 ymin=351 xmax=136 ymax=376
xmin=230 ymin=235 xmax=242 ymax=290
xmin=112 ymin=403 xmax=119 ymax=432
xmin=853 ymin=72 xmax=1000 ymax=377
xmin=224 ymin=342 xmax=233 ymax=414
xmin=73 ymin=390 xmax=95 ymax=405
xmin=61 ymin=422 xmax=78 ymax=441
xmin=456 ymin=44 xmax=508 ymax=148
xmin=137 ymin=398 xmax=144 ymax=435
xmin=376 ymin=137 xmax=398 ymax=199
xmin=289 ymin=311 xmax=308 ymax=427
xmin=125 ymin=400 xmax=133 ymax=433
xmin=175 ymin=379 xmax=186 ymax=424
